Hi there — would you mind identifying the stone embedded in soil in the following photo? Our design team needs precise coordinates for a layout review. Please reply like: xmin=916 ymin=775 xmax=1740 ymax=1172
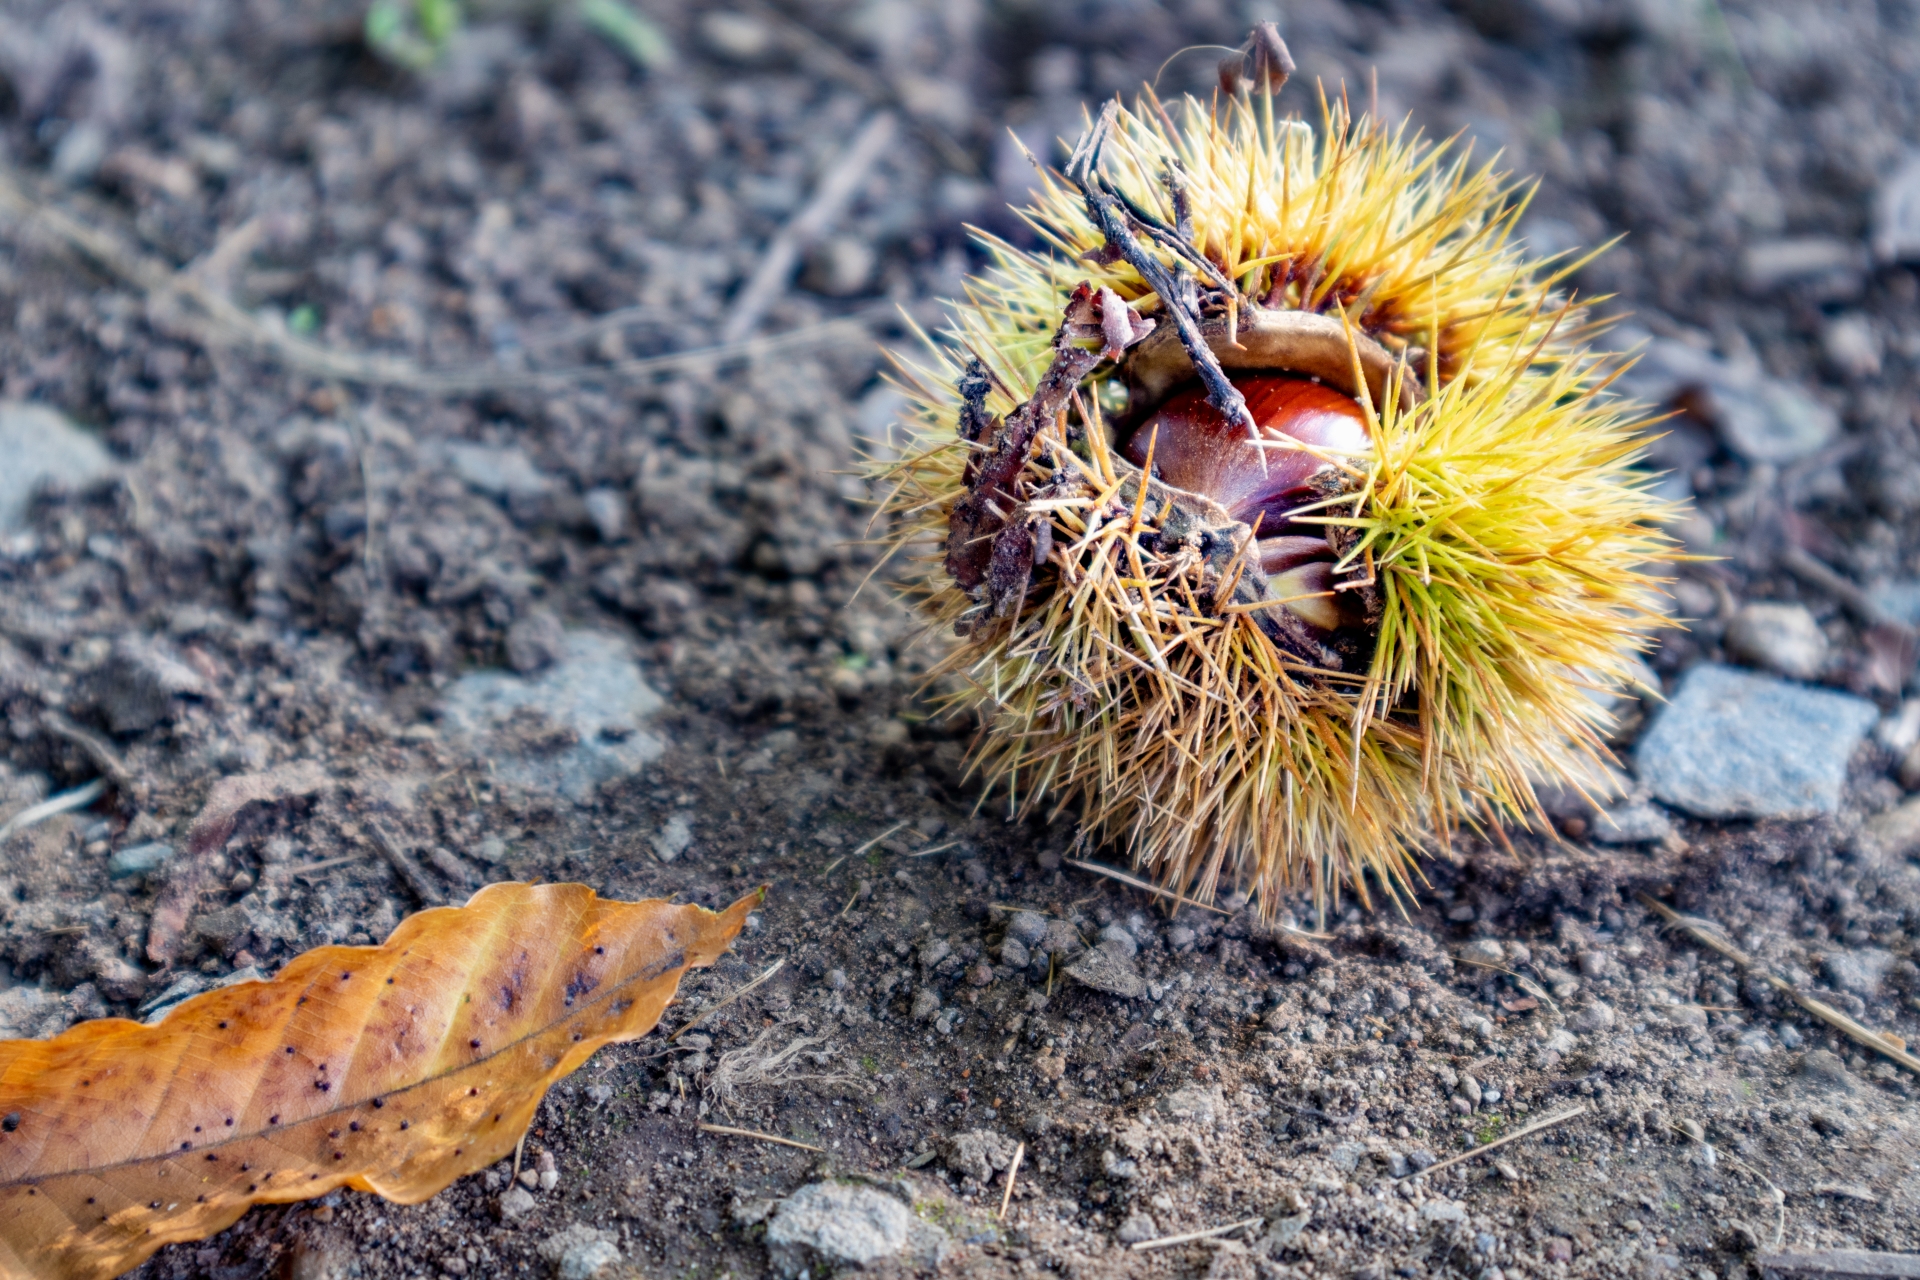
xmin=1633 ymin=662 xmax=1878 ymax=820
xmin=764 ymin=1183 xmax=950 ymax=1279
xmin=1823 ymin=948 xmax=1895 ymax=997
xmin=1158 ymin=1084 xmax=1225 ymax=1126
xmin=1613 ymin=336 xmax=1838 ymax=463
xmin=1006 ymin=912 xmax=1047 ymax=946
xmin=0 ymin=401 xmax=116 ymax=534
xmin=538 ymin=1225 xmax=620 ymax=1280
xmin=1064 ymin=938 xmax=1146 ymax=999
xmin=108 ymin=840 xmax=173 ymax=879
xmin=1798 ymin=1049 xmax=1857 ymax=1090
xmin=1724 ymin=602 xmax=1829 ymax=681
xmin=943 ymin=1129 xmax=1018 ymax=1183
xmin=1569 ymin=1000 xmax=1616 ymax=1033
xmin=1873 ymin=151 xmax=1920 ymax=263
xmin=1861 ymin=796 xmax=1920 ymax=859
xmin=448 ymin=443 xmax=554 ymax=501
xmin=496 ymin=1187 xmax=538 ymax=1221
xmin=505 ymin=608 xmax=567 ymax=675
xmin=84 ymin=635 xmax=205 ymax=735
xmin=1115 ymin=1211 xmax=1159 ymax=1245
xmin=651 ymin=814 xmax=692 ymax=862
xmin=1588 ymin=800 xmax=1675 ymax=845
xmin=438 ymin=630 xmax=666 ymax=804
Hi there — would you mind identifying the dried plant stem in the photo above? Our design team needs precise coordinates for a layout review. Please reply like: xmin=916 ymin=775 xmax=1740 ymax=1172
xmin=696 ymin=1123 xmax=824 ymax=1153
xmin=1131 ymin=1217 xmax=1264 ymax=1252
xmin=668 ymin=958 xmax=785 ymax=1043
xmin=1637 ymin=894 xmax=1920 ymax=1077
xmin=718 ymin=111 xmax=896 ymax=343
xmin=1401 ymin=1106 xmax=1589 ymax=1180
xmin=0 ymin=778 xmax=108 ymax=844
xmin=998 ymin=1142 xmax=1025 ymax=1220
xmin=1066 ymin=857 xmax=1230 ymax=915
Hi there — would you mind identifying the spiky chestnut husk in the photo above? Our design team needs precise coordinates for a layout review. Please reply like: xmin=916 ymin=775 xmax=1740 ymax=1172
xmin=880 ymin=85 xmax=1680 ymax=916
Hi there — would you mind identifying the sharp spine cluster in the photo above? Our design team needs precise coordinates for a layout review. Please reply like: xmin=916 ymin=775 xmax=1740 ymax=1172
xmin=880 ymin=34 xmax=1680 ymax=920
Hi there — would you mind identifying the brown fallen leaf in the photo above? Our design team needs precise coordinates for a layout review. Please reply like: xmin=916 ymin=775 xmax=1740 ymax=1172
xmin=0 ymin=882 xmax=762 ymax=1280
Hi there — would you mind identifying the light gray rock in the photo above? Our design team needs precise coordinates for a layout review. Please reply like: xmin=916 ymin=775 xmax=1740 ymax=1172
xmin=1724 ymin=603 xmax=1828 ymax=681
xmin=1823 ymin=949 xmax=1895 ymax=998
xmin=1065 ymin=939 xmax=1146 ymax=999
xmin=537 ymin=1225 xmax=620 ymax=1280
xmin=942 ymin=1129 xmax=1018 ymax=1184
xmin=108 ymin=841 xmax=173 ymax=880
xmin=494 ymin=1186 xmax=537 ymax=1221
xmin=1869 ymin=580 xmax=1920 ymax=626
xmin=505 ymin=608 xmax=566 ymax=675
xmin=1873 ymin=151 xmax=1920 ymax=263
xmin=1634 ymin=663 xmax=1877 ymax=820
xmin=1460 ymin=939 xmax=1506 ymax=966
xmin=439 ymin=631 xmax=665 ymax=804
xmin=1588 ymin=800 xmax=1675 ymax=845
xmin=1822 ymin=313 xmax=1882 ymax=379
xmin=1158 ymin=1083 xmax=1225 ymax=1126
xmin=448 ymin=443 xmax=552 ymax=500
xmin=651 ymin=814 xmax=692 ymax=862
xmin=1862 ymin=796 xmax=1920 ymax=859
xmin=1006 ymin=911 xmax=1048 ymax=946
xmin=1095 ymin=922 xmax=1138 ymax=957
xmin=764 ymin=1182 xmax=949 ymax=1278
xmin=1739 ymin=236 xmax=1866 ymax=295
xmin=0 ymin=402 xmax=116 ymax=533
xmin=1569 ymin=1000 xmax=1616 ymax=1033
xmin=1115 ymin=1211 xmax=1159 ymax=1245
xmin=1614 ymin=339 xmax=1837 ymax=464
xmin=1037 ymin=918 xmax=1085 ymax=961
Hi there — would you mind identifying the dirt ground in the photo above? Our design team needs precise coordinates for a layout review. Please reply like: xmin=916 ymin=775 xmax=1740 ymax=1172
xmin=0 ymin=1 xmax=1918 ymax=1278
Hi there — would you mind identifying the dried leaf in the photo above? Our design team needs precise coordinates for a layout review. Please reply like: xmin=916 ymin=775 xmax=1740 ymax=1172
xmin=0 ymin=882 xmax=761 ymax=1280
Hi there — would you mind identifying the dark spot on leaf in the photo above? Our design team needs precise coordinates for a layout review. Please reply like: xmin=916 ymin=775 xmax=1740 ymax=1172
xmin=316 ymin=1081 xmax=330 ymax=1092
xmin=470 ymin=1039 xmax=481 ymax=1049
xmin=400 ymin=1121 xmax=409 ymax=1130
xmin=270 ymin=1116 xmax=280 ymax=1125
xmin=180 ymin=1142 xmax=191 ymax=1151
xmin=372 ymin=1098 xmax=384 ymax=1108
xmin=2 ymin=1113 xmax=18 ymax=1132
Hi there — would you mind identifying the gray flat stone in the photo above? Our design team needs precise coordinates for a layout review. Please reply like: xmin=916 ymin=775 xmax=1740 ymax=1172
xmin=1065 ymin=939 xmax=1146 ymax=999
xmin=439 ymin=630 xmax=665 ymax=804
xmin=764 ymin=1182 xmax=949 ymax=1279
xmin=0 ymin=402 xmax=115 ymax=532
xmin=1634 ymin=663 xmax=1877 ymax=820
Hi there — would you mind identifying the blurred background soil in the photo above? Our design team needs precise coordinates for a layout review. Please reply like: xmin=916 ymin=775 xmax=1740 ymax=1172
xmin=0 ymin=1 xmax=1918 ymax=1278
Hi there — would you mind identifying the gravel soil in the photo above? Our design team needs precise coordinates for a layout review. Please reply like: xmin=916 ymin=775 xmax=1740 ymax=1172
xmin=1 ymin=2 xmax=1918 ymax=1278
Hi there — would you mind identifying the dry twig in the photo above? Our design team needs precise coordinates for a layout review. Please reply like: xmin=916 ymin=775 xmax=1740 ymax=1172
xmin=1400 ymin=1106 xmax=1589 ymax=1180
xmin=365 ymin=817 xmax=444 ymax=908
xmin=697 ymin=1123 xmax=824 ymax=1154
xmin=668 ymin=957 xmax=785 ymax=1043
xmin=718 ymin=111 xmax=897 ymax=343
xmin=0 ymin=778 xmax=108 ymax=845
xmin=1755 ymin=1252 xmax=1920 ymax=1280
xmin=1637 ymin=894 xmax=1920 ymax=1077
xmin=1131 ymin=1217 xmax=1264 ymax=1252
xmin=998 ymin=1141 xmax=1025 ymax=1220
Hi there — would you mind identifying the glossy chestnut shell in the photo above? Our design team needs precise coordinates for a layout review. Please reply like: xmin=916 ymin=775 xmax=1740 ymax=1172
xmin=1123 ymin=372 xmax=1373 ymax=645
